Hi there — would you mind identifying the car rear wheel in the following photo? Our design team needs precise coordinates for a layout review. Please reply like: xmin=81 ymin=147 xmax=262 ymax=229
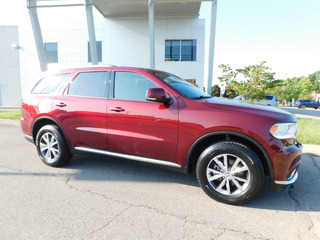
xmin=301 ymin=105 xmax=306 ymax=109
xmin=36 ymin=125 xmax=72 ymax=167
xmin=196 ymin=141 xmax=264 ymax=205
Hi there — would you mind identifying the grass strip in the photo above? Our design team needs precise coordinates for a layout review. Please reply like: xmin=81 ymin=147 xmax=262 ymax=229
xmin=0 ymin=111 xmax=22 ymax=120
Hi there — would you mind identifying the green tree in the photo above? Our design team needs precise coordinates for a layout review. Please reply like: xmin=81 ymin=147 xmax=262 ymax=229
xmin=218 ymin=61 xmax=278 ymax=100
xmin=211 ymin=84 xmax=221 ymax=97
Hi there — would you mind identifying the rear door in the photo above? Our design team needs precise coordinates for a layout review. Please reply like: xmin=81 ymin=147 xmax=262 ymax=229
xmin=106 ymin=70 xmax=179 ymax=162
xmin=53 ymin=71 xmax=109 ymax=150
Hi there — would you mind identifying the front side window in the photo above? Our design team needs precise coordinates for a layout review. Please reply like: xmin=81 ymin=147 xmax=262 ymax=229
xmin=149 ymin=70 xmax=210 ymax=99
xmin=32 ymin=74 xmax=69 ymax=94
xmin=44 ymin=42 xmax=58 ymax=63
xmin=114 ymin=72 xmax=158 ymax=101
xmin=68 ymin=72 xmax=108 ymax=98
xmin=165 ymin=40 xmax=196 ymax=62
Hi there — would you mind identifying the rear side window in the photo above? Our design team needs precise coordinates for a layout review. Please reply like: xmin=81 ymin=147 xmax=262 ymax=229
xmin=265 ymin=95 xmax=273 ymax=100
xmin=68 ymin=72 xmax=108 ymax=98
xmin=32 ymin=74 xmax=69 ymax=94
xmin=114 ymin=72 xmax=158 ymax=101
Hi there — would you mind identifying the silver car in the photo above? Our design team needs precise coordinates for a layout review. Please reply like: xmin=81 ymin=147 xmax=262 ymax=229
xmin=234 ymin=94 xmax=279 ymax=107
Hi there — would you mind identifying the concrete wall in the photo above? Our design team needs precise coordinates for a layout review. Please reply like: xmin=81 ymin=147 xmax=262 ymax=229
xmin=18 ymin=14 xmax=205 ymax=96
xmin=0 ymin=26 xmax=21 ymax=106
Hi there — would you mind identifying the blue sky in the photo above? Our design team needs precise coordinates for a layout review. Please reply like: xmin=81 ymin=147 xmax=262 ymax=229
xmin=200 ymin=0 xmax=320 ymax=82
xmin=1 ymin=0 xmax=319 ymax=83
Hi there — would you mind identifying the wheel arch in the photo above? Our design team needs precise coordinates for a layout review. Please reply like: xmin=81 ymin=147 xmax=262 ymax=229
xmin=186 ymin=131 xmax=274 ymax=180
xmin=32 ymin=117 xmax=71 ymax=149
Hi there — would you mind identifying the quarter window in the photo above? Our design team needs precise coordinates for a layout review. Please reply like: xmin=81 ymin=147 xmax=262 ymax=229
xmin=32 ymin=74 xmax=69 ymax=94
xmin=165 ymin=40 xmax=196 ymax=61
xmin=68 ymin=72 xmax=108 ymax=98
xmin=114 ymin=72 xmax=158 ymax=101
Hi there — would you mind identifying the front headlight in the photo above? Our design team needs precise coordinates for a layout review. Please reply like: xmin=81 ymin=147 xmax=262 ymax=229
xmin=270 ymin=123 xmax=298 ymax=139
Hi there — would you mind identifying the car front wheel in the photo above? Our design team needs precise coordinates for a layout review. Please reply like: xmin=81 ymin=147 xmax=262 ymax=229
xmin=36 ymin=125 xmax=72 ymax=167
xmin=196 ymin=141 xmax=264 ymax=205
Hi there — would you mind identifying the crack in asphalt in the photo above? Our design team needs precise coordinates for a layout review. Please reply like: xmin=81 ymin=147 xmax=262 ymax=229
xmin=211 ymin=228 xmax=267 ymax=240
xmin=310 ymin=154 xmax=320 ymax=172
xmin=0 ymin=165 xmax=59 ymax=178
xmin=288 ymin=185 xmax=301 ymax=210
xmin=307 ymin=213 xmax=320 ymax=240
xmin=65 ymin=177 xmax=266 ymax=239
xmin=80 ymin=205 xmax=132 ymax=240
xmin=1 ymin=164 xmax=317 ymax=240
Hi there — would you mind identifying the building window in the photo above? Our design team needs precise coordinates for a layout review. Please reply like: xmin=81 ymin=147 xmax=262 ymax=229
xmin=165 ymin=40 xmax=196 ymax=62
xmin=88 ymin=41 xmax=102 ymax=62
xmin=44 ymin=42 xmax=58 ymax=63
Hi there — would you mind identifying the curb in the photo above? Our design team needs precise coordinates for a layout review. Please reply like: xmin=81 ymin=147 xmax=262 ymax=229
xmin=302 ymin=144 xmax=320 ymax=156
xmin=0 ymin=119 xmax=20 ymax=126
xmin=295 ymin=114 xmax=320 ymax=121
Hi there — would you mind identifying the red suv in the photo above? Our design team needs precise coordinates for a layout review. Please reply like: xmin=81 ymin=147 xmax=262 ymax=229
xmin=21 ymin=66 xmax=302 ymax=205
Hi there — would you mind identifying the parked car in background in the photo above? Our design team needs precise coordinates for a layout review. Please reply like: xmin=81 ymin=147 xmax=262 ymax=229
xmin=258 ymin=94 xmax=279 ymax=107
xmin=234 ymin=94 xmax=279 ymax=107
xmin=21 ymin=66 xmax=302 ymax=205
xmin=297 ymin=99 xmax=320 ymax=109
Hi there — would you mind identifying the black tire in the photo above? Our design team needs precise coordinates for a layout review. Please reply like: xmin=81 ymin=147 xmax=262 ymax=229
xmin=196 ymin=141 xmax=264 ymax=205
xmin=36 ymin=125 xmax=72 ymax=167
xmin=314 ymin=107 xmax=318 ymax=109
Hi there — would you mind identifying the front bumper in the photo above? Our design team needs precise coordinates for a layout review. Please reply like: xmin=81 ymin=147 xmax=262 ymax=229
xmin=271 ymin=169 xmax=299 ymax=192
xmin=269 ymin=140 xmax=302 ymax=192
xmin=274 ymin=169 xmax=298 ymax=185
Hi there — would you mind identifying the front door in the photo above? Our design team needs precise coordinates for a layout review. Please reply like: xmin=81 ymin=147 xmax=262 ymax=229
xmin=107 ymin=71 xmax=179 ymax=162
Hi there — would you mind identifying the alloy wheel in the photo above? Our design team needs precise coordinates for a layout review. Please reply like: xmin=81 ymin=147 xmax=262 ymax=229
xmin=39 ymin=133 xmax=60 ymax=163
xmin=206 ymin=153 xmax=251 ymax=196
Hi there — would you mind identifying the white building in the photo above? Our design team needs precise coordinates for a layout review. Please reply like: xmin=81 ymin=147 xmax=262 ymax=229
xmin=1 ymin=0 xmax=218 ymax=104
xmin=0 ymin=26 xmax=22 ymax=106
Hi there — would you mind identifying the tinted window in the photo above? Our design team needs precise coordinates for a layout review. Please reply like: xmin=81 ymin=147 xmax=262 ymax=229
xmin=265 ymin=95 xmax=273 ymax=100
xmin=68 ymin=72 xmax=108 ymax=98
xmin=32 ymin=74 xmax=69 ymax=94
xmin=44 ymin=42 xmax=58 ymax=63
xmin=181 ymin=40 xmax=196 ymax=61
xmin=114 ymin=72 xmax=158 ymax=101
xmin=149 ymin=70 xmax=211 ymax=99
xmin=165 ymin=40 xmax=180 ymax=61
xmin=165 ymin=40 xmax=196 ymax=61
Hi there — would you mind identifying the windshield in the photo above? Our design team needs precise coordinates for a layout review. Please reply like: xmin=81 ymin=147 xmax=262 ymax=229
xmin=148 ymin=70 xmax=211 ymax=99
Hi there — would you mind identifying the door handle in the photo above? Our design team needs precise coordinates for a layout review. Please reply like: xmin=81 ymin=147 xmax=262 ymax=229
xmin=56 ymin=102 xmax=67 ymax=107
xmin=110 ymin=107 xmax=125 ymax=112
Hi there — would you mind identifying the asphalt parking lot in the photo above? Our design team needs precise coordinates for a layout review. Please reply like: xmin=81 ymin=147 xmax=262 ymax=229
xmin=1 ymin=124 xmax=320 ymax=240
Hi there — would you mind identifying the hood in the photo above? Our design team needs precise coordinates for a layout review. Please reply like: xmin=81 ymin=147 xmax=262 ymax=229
xmin=202 ymin=97 xmax=297 ymax=123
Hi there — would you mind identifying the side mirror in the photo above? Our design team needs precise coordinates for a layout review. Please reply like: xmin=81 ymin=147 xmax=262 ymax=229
xmin=146 ymin=88 xmax=171 ymax=104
